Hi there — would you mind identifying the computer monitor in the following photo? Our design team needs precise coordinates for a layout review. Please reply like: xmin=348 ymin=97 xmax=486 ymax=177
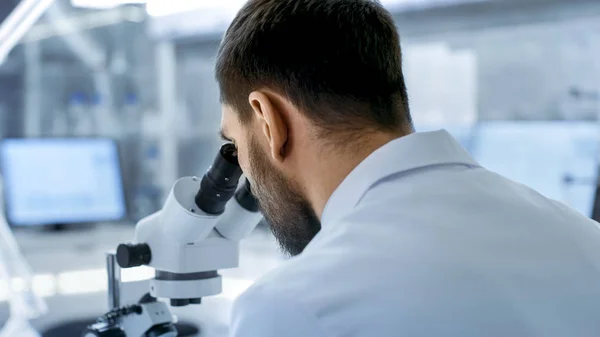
xmin=471 ymin=121 xmax=599 ymax=218
xmin=0 ymin=138 xmax=127 ymax=227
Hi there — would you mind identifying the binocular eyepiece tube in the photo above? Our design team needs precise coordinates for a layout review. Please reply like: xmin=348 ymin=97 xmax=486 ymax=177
xmin=195 ymin=143 xmax=244 ymax=215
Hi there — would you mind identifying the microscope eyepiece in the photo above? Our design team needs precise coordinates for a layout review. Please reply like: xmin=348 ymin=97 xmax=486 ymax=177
xmin=235 ymin=179 xmax=260 ymax=213
xmin=195 ymin=143 xmax=243 ymax=214
xmin=219 ymin=143 xmax=239 ymax=166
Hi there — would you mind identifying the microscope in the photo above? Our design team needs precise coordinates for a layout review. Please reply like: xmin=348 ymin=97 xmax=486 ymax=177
xmin=83 ymin=143 xmax=262 ymax=337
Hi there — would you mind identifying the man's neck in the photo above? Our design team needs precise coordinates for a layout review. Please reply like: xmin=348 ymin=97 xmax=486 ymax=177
xmin=304 ymin=131 xmax=409 ymax=220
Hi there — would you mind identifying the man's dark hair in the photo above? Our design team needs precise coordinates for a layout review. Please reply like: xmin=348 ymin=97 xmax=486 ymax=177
xmin=215 ymin=0 xmax=411 ymax=137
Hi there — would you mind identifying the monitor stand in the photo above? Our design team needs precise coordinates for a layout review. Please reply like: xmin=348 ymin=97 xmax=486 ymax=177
xmin=47 ymin=224 xmax=69 ymax=232
xmin=42 ymin=223 xmax=97 ymax=232
xmin=592 ymin=176 xmax=600 ymax=222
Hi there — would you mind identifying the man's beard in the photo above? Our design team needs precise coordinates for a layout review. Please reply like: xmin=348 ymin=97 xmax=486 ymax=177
xmin=248 ymin=136 xmax=321 ymax=256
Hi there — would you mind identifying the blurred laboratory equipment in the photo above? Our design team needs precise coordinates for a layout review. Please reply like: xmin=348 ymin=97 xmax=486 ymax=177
xmin=134 ymin=104 xmax=167 ymax=220
xmin=0 ymin=176 xmax=47 ymax=337
xmin=49 ymin=109 xmax=69 ymax=137
xmin=567 ymin=87 xmax=600 ymax=121
xmin=119 ymin=92 xmax=155 ymax=221
xmin=49 ymin=93 xmax=87 ymax=138
xmin=93 ymin=93 xmax=118 ymax=138
xmin=0 ymin=104 xmax=6 ymax=139
xmin=130 ymin=142 xmax=162 ymax=222
xmin=122 ymin=93 xmax=141 ymax=137
xmin=69 ymin=92 xmax=96 ymax=137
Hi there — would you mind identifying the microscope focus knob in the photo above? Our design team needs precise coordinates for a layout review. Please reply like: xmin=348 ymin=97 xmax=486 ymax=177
xmin=116 ymin=243 xmax=151 ymax=268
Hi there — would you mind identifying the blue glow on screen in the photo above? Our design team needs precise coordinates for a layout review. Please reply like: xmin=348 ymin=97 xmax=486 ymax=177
xmin=1 ymin=138 xmax=126 ymax=226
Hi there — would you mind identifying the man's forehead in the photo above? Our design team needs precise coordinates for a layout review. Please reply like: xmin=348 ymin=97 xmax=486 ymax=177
xmin=222 ymin=104 xmax=239 ymax=118
xmin=220 ymin=105 xmax=239 ymax=139
xmin=221 ymin=105 xmax=234 ymax=126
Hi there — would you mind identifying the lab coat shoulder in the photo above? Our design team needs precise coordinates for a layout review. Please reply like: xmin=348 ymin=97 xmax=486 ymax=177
xmin=230 ymin=261 xmax=330 ymax=337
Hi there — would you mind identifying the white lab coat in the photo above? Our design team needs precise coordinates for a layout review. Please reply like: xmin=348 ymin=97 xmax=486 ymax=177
xmin=231 ymin=130 xmax=600 ymax=337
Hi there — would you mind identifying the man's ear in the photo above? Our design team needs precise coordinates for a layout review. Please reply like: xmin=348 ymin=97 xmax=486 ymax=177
xmin=248 ymin=91 xmax=288 ymax=162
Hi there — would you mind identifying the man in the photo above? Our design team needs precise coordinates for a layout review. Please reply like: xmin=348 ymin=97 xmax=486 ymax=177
xmin=215 ymin=0 xmax=600 ymax=336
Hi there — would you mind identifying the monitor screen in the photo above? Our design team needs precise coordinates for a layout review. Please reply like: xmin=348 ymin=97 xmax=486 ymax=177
xmin=471 ymin=121 xmax=599 ymax=218
xmin=0 ymin=138 xmax=127 ymax=226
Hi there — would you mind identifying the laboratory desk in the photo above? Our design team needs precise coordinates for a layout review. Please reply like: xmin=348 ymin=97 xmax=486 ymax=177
xmin=0 ymin=223 xmax=285 ymax=337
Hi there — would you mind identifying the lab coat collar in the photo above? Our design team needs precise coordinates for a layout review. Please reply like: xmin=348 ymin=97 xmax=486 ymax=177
xmin=320 ymin=130 xmax=480 ymax=226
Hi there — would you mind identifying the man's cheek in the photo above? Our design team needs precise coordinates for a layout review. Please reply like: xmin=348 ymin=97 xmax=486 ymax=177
xmin=237 ymin=152 xmax=249 ymax=175
xmin=237 ymin=154 xmax=253 ymax=184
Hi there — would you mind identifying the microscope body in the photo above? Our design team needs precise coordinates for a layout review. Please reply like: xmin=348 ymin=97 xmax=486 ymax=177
xmin=131 ymin=175 xmax=261 ymax=305
xmin=84 ymin=144 xmax=262 ymax=337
